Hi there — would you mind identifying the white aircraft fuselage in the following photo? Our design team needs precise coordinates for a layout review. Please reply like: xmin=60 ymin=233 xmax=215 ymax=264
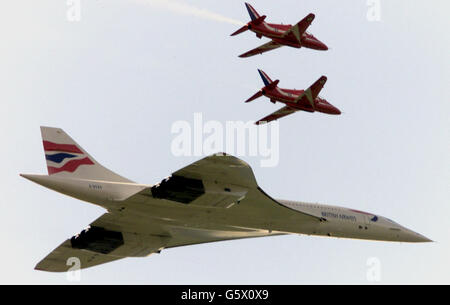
xmin=22 ymin=174 xmax=430 ymax=244
xmin=22 ymin=127 xmax=431 ymax=272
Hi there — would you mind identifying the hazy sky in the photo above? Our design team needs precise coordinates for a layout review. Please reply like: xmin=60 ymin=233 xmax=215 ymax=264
xmin=1 ymin=0 xmax=449 ymax=284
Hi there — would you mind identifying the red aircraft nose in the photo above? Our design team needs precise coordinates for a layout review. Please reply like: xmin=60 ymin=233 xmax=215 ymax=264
xmin=329 ymin=105 xmax=341 ymax=115
xmin=317 ymin=101 xmax=341 ymax=115
xmin=306 ymin=37 xmax=328 ymax=51
xmin=324 ymin=103 xmax=341 ymax=115
xmin=313 ymin=39 xmax=328 ymax=51
xmin=317 ymin=41 xmax=328 ymax=51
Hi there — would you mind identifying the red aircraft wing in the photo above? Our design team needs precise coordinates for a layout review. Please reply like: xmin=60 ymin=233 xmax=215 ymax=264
xmin=294 ymin=76 xmax=327 ymax=109
xmin=255 ymin=106 xmax=297 ymax=125
xmin=282 ymin=13 xmax=315 ymax=43
xmin=239 ymin=40 xmax=283 ymax=58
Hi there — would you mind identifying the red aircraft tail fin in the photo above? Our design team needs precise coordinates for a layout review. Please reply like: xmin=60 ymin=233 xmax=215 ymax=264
xmin=246 ymin=70 xmax=279 ymax=103
xmin=245 ymin=3 xmax=261 ymax=21
xmin=266 ymin=80 xmax=279 ymax=90
xmin=231 ymin=16 xmax=266 ymax=36
xmin=231 ymin=25 xmax=249 ymax=36
xmin=252 ymin=15 xmax=266 ymax=25
xmin=245 ymin=70 xmax=279 ymax=103
xmin=245 ymin=90 xmax=263 ymax=103
xmin=258 ymin=69 xmax=279 ymax=89
xmin=231 ymin=6 xmax=265 ymax=36
xmin=257 ymin=69 xmax=273 ymax=86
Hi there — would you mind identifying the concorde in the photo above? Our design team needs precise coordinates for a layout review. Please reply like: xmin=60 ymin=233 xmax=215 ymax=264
xmin=21 ymin=127 xmax=431 ymax=272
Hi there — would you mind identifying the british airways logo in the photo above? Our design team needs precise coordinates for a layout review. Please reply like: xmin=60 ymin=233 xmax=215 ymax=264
xmin=43 ymin=141 xmax=94 ymax=174
xmin=45 ymin=153 xmax=77 ymax=163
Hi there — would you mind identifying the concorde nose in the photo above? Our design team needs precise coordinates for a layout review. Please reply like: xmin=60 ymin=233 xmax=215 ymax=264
xmin=400 ymin=228 xmax=433 ymax=243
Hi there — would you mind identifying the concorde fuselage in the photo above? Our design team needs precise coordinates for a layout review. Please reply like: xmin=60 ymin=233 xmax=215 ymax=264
xmin=21 ymin=174 xmax=430 ymax=243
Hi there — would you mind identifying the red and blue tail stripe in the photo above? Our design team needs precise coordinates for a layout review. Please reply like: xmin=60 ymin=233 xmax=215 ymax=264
xmin=258 ymin=69 xmax=273 ymax=86
xmin=47 ymin=157 xmax=94 ymax=174
xmin=45 ymin=153 xmax=77 ymax=163
xmin=43 ymin=141 xmax=83 ymax=153
xmin=43 ymin=141 xmax=94 ymax=174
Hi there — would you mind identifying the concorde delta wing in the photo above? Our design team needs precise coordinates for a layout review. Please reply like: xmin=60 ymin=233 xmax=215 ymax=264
xmin=34 ymin=154 xmax=325 ymax=272
xmin=25 ymin=127 xmax=431 ymax=273
xmin=173 ymin=153 xmax=257 ymax=187
xmin=35 ymin=212 xmax=169 ymax=272
xmin=35 ymin=238 xmax=124 ymax=272
xmin=124 ymin=153 xmax=323 ymax=222
xmin=149 ymin=153 xmax=257 ymax=209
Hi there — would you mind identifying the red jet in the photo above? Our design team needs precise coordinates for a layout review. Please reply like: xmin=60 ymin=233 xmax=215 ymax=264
xmin=231 ymin=3 xmax=328 ymax=58
xmin=246 ymin=70 xmax=341 ymax=124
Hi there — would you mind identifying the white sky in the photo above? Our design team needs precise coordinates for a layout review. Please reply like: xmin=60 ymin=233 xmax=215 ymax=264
xmin=0 ymin=0 xmax=449 ymax=284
